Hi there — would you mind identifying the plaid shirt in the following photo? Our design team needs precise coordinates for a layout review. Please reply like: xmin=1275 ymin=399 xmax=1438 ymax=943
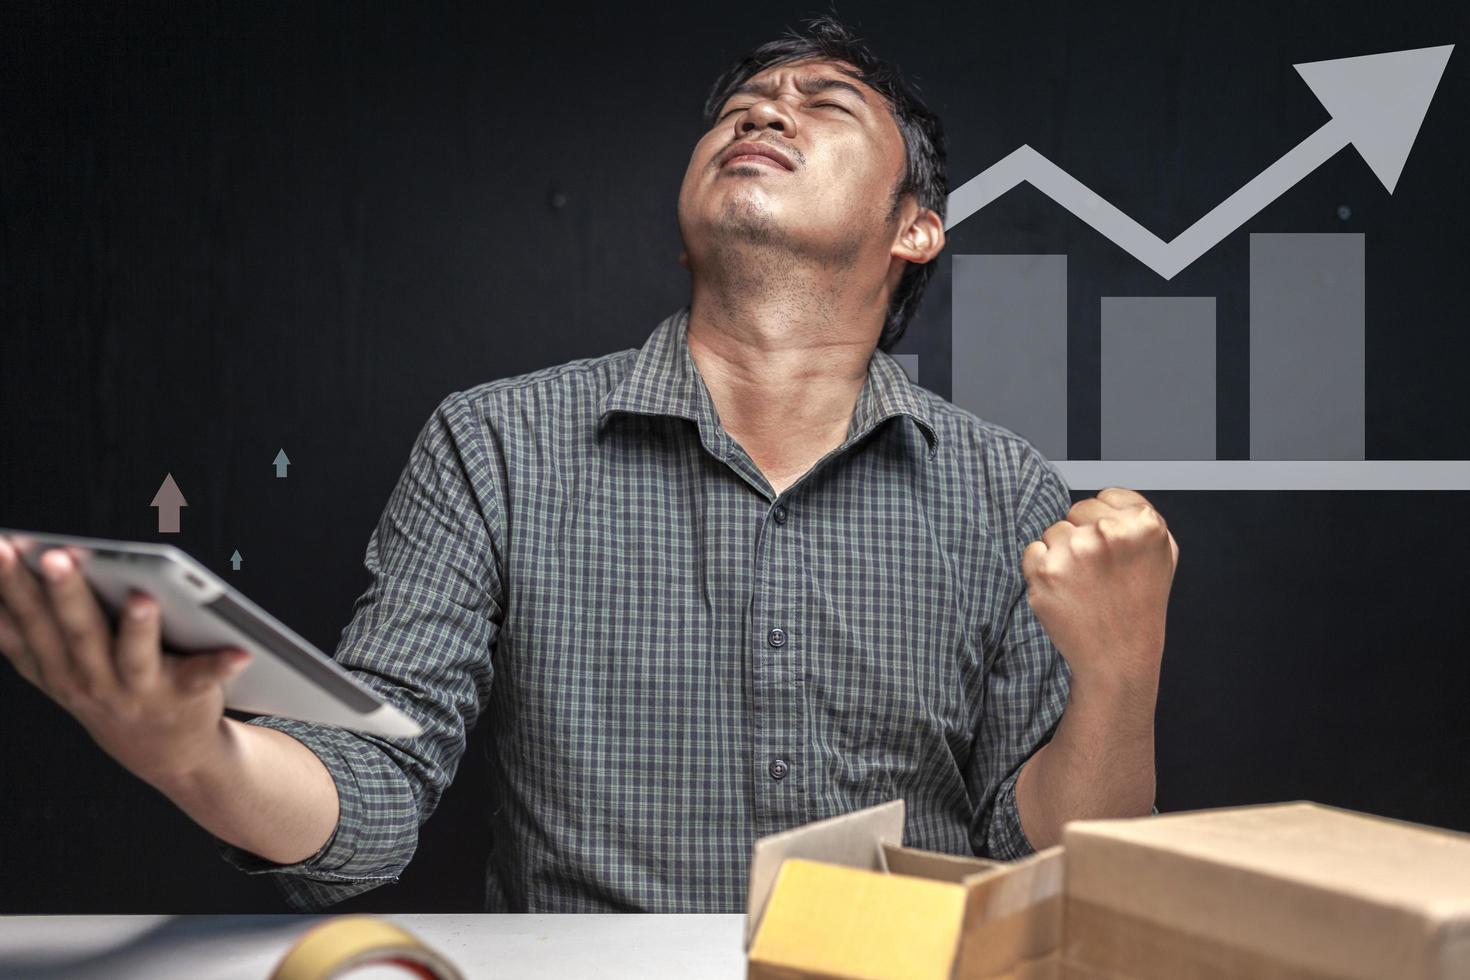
xmin=215 ymin=304 xmax=1082 ymax=912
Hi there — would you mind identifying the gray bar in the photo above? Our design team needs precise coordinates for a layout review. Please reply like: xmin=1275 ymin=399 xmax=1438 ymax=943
xmin=952 ymin=255 xmax=1067 ymax=460
xmin=1053 ymin=460 xmax=1470 ymax=491
xmin=1250 ymin=233 xmax=1365 ymax=460
xmin=1101 ymin=297 xmax=1216 ymax=460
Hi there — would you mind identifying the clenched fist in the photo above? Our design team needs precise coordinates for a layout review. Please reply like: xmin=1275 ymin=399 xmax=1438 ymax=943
xmin=1020 ymin=487 xmax=1179 ymax=689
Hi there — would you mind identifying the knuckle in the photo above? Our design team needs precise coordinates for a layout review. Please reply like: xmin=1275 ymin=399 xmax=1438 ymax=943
xmin=61 ymin=623 xmax=92 ymax=652
xmin=98 ymin=696 xmax=143 ymax=727
xmin=4 ymin=600 xmax=34 ymax=628
xmin=115 ymin=654 xmax=146 ymax=679
xmin=70 ymin=672 xmax=99 ymax=700
xmin=33 ymin=652 xmax=65 ymax=683
xmin=70 ymin=683 xmax=118 ymax=719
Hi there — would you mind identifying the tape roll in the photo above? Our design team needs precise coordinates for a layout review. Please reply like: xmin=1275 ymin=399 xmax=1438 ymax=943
xmin=269 ymin=915 xmax=467 ymax=980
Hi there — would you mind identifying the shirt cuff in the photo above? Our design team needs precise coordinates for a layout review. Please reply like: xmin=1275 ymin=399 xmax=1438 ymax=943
xmin=983 ymin=777 xmax=1161 ymax=860
xmin=982 ymin=765 xmax=1037 ymax=861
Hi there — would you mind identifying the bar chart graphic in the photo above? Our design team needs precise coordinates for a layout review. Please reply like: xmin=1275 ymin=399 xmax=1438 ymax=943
xmin=935 ymin=44 xmax=1465 ymax=490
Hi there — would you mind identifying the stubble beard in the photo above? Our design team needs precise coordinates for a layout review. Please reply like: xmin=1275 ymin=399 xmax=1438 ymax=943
xmin=704 ymin=188 xmax=869 ymax=290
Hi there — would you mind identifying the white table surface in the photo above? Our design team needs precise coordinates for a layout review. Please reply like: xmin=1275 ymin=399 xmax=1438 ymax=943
xmin=0 ymin=913 xmax=750 ymax=979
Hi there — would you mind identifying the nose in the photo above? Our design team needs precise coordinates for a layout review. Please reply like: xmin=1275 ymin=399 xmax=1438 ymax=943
xmin=743 ymin=114 xmax=783 ymax=134
xmin=736 ymin=98 xmax=792 ymax=135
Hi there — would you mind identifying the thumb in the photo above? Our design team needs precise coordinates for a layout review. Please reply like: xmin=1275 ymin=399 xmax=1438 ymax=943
xmin=177 ymin=649 xmax=251 ymax=695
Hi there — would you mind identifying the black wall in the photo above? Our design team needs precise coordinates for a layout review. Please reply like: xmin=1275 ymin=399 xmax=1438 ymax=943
xmin=2 ymin=0 xmax=1466 ymax=912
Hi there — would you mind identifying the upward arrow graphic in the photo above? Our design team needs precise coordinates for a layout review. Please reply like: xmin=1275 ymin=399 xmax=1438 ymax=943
xmin=944 ymin=44 xmax=1454 ymax=278
xmin=150 ymin=473 xmax=188 ymax=534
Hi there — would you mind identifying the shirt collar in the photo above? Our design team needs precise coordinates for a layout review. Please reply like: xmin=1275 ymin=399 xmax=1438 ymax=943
xmin=598 ymin=305 xmax=938 ymax=461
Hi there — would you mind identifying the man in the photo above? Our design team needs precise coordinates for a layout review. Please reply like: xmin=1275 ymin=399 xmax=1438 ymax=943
xmin=0 ymin=15 xmax=1176 ymax=913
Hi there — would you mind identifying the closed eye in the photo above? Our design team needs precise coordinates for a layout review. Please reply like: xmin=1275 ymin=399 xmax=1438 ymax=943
xmin=717 ymin=101 xmax=852 ymax=121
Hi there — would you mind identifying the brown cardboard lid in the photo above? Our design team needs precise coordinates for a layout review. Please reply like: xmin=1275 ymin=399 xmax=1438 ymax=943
xmin=1063 ymin=801 xmax=1470 ymax=980
xmin=1066 ymin=800 xmax=1470 ymax=911
xmin=743 ymin=799 xmax=906 ymax=950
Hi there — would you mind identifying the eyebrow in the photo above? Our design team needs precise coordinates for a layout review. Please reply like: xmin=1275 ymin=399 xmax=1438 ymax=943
xmin=728 ymin=73 xmax=870 ymax=107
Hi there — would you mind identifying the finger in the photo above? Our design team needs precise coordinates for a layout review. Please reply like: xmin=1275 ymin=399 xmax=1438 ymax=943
xmin=39 ymin=549 xmax=120 ymax=700
xmin=1020 ymin=539 xmax=1047 ymax=583
xmin=115 ymin=590 xmax=163 ymax=692
xmin=1095 ymin=486 xmax=1152 ymax=509
xmin=1065 ymin=496 xmax=1121 ymax=527
xmin=0 ymin=537 xmax=77 ymax=695
xmin=171 ymin=647 xmax=251 ymax=697
xmin=0 ymin=602 xmax=40 ymax=687
xmin=1040 ymin=520 xmax=1076 ymax=550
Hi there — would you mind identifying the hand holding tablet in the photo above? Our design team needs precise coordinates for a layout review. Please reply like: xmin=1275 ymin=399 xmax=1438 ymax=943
xmin=0 ymin=529 xmax=421 ymax=791
xmin=0 ymin=534 xmax=253 ymax=788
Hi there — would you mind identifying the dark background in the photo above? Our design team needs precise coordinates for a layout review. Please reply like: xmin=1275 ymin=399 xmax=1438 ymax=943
xmin=2 ymin=0 xmax=1466 ymax=912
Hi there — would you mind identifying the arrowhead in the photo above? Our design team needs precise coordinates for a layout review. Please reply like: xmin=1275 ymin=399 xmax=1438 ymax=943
xmin=231 ymin=549 xmax=242 ymax=562
xmin=150 ymin=472 xmax=188 ymax=507
xmin=274 ymin=449 xmax=290 ymax=466
xmin=1295 ymin=44 xmax=1454 ymax=193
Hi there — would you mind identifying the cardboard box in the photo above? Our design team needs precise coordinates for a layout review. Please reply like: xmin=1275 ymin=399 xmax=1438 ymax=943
xmin=743 ymin=799 xmax=1065 ymax=979
xmin=743 ymin=800 xmax=1470 ymax=980
xmin=1061 ymin=800 xmax=1470 ymax=980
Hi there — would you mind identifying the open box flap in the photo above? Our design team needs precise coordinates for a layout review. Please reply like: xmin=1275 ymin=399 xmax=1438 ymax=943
xmin=744 ymin=799 xmax=906 ymax=950
xmin=882 ymin=842 xmax=1007 ymax=883
xmin=748 ymin=857 xmax=974 ymax=979
xmin=954 ymin=846 xmax=1067 ymax=979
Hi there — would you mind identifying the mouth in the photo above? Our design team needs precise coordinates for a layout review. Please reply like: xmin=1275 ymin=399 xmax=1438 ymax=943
xmin=723 ymin=153 xmax=790 ymax=171
xmin=719 ymin=142 xmax=795 ymax=172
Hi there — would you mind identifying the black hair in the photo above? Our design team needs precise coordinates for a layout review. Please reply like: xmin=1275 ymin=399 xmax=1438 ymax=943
xmin=699 ymin=10 xmax=948 ymax=352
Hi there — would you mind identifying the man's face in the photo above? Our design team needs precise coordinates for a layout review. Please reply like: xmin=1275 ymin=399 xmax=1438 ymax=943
xmin=677 ymin=57 xmax=911 ymax=274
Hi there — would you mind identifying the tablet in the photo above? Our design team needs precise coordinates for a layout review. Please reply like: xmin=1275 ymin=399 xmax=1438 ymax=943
xmin=0 ymin=527 xmax=423 ymax=739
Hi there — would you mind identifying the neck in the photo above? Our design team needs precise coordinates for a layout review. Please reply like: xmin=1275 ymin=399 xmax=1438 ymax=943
xmin=683 ymin=257 xmax=886 ymax=457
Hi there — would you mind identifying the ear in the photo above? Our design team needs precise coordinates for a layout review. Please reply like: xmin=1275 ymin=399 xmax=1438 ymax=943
xmin=892 ymin=206 xmax=945 ymax=266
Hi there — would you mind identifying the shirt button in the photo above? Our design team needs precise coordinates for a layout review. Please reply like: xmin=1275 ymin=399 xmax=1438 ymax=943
xmin=773 ymin=504 xmax=788 ymax=524
xmin=769 ymin=759 xmax=789 ymax=780
xmin=768 ymin=627 xmax=786 ymax=648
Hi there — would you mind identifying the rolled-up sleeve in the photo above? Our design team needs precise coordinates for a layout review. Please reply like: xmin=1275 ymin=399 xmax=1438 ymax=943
xmin=967 ymin=440 xmax=1074 ymax=861
xmin=214 ymin=389 xmax=506 ymax=911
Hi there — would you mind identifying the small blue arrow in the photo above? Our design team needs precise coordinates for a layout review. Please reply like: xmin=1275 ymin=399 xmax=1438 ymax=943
xmin=274 ymin=449 xmax=290 ymax=478
xmin=230 ymin=549 xmax=243 ymax=571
